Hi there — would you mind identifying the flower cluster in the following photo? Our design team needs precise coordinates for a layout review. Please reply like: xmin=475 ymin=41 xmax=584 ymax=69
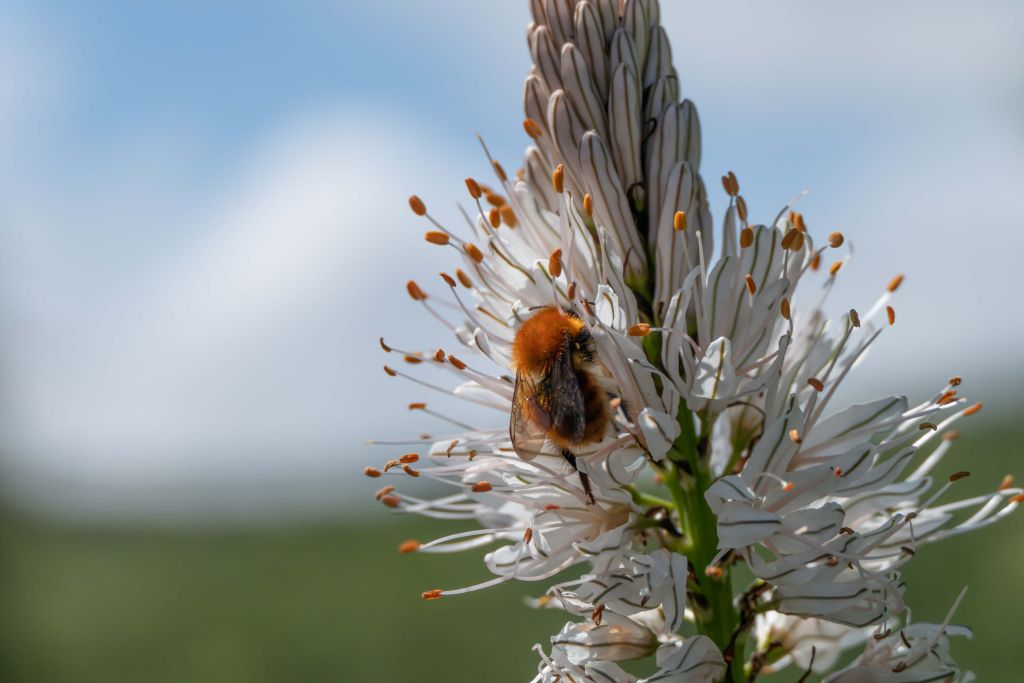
xmin=365 ymin=1 xmax=1021 ymax=681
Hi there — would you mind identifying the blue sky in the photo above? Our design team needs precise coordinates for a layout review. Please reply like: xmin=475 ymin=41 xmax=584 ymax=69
xmin=1 ymin=1 xmax=1022 ymax=519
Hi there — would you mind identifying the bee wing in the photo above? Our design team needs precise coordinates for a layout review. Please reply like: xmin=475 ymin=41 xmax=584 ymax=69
xmin=549 ymin=337 xmax=587 ymax=442
xmin=510 ymin=372 xmax=550 ymax=461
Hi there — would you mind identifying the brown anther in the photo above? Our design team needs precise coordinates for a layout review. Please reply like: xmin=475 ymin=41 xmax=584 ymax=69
xmin=744 ymin=274 xmax=757 ymax=295
xmin=887 ymin=274 xmax=905 ymax=292
xmin=464 ymin=242 xmax=484 ymax=263
xmin=583 ymin=193 xmax=594 ymax=217
xmin=499 ymin=205 xmax=517 ymax=227
xmin=406 ymin=280 xmax=427 ymax=301
xmin=794 ymin=212 xmax=806 ymax=232
xmin=949 ymin=375 xmax=962 ymax=386
xmin=379 ymin=337 xmax=393 ymax=353
xmin=552 ymin=164 xmax=565 ymax=193
xmin=609 ymin=397 xmax=622 ymax=409
xmin=402 ymin=464 xmax=420 ymax=477
xmin=485 ymin=192 xmax=506 ymax=207
xmin=408 ymin=195 xmax=427 ymax=216
xmin=440 ymin=272 xmax=456 ymax=287
xmin=789 ymin=429 xmax=802 ymax=444
xmin=567 ymin=281 xmax=577 ymax=301
xmin=807 ymin=378 xmax=825 ymax=392
xmin=780 ymin=297 xmax=791 ymax=321
xmin=544 ymin=503 xmax=560 ymax=511
xmin=849 ymin=308 xmax=861 ymax=328
xmin=963 ymin=402 xmax=983 ymax=416
xmin=673 ymin=210 xmax=688 ymax=231
xmin=523 ymin=118 xmax=543 ymax=139
xmin=834 ymin=468 xmax=843 ymax=477
xmin=471 ymin=481 xmax=493 ymax=493
xmin=809 ymin=252 xmax=821 ymax=271
xmin=704 ymin=565 xmax=725 ymax=579
xmin=1011 ymin=494 xmax=1024 ymax=504
xmin=446 ymin=440 xmax=459 ymax=457
xmin=383 ymin=365 xmax=397 ymax=377
xmin=592 ymin=603 xmax=606 ymax=625
xmin=825 ymin=556 xmax=839 ymax=567
xmin=467 ymin=449 xmax=478 ymax=460
xmin=840 ymin=526 xmax=855 ymax=535
xmin=425 ymin=230 xmax=450 ymax=245
xmin=488 ymin=207 xmax=501 ymax=228
xmin=421 ymin=589 xmax=443 ymax=600
xmin=780 ymin=229 xmax=798 ymax=250
xmin=999 ymin=474 xmax=1015 ymax=491
xmin=828 ymin=231 xmax=844 ymax=248
xmin=919 ymin=422 xmax=937 ymax=431
xmin=548 ymin=247 xmax=563 ymax=278
xmin=627 ymin=323 xmax=651 ymax=337
xmin=492 ymin=160 xmax=507 ymax=182
xmin=383 ymin=459 xmax=402 ymax=472
xmin=403 ymin=354 xmax=422 ymax=364
xmin=943 ymin=430 xmax=960 ymax=441
xmin=465 ymin=177 xmax=482 ymax=199
xmin=949 ymin=471 xmax=971 ymax=482
xmin=829 ymin=260 xmax=843 ymax=277
xmin=523 ymin=528 xmax=533 ymax=544
xmin=448 ymin=354 xmax=467 ymax=370
xmin=722 ymin=171 xmax=739 ymax=196
xmin=381 ymin=495 xmax=401 ymax=508
xmin=375 ymin=485 xmax=395 ymax=500
xmin=455 ymin=268 xmax=474 ymax=288
xmin=937 ymin=390 xmax=958 ymax=405
xmin=400 ymin=453 xmax=419 ymax=464
xmin=886 ymin=305 xmax=896 ymax=326
xmin=364 ymin=466 xmax=382 ymax=478
xmin=399 ymin=540 xmax=421 ymax=554
xmin=790 ymin=230 xmax=806 ymax=251
xmin=736 ymin=195 xmax=748 ymax=222
xmin=782 ymin=481 xmax=794 ymax=492
xmin=739 ymin=227 xmax=754 ymax=248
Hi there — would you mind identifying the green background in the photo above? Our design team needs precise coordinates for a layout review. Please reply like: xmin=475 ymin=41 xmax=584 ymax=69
xmin=2 ymin=414 xmax=1021 ymax=682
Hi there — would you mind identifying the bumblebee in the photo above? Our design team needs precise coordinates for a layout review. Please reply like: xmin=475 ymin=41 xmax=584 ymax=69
xmin=510 ymin=306 xmax=610 ymax=503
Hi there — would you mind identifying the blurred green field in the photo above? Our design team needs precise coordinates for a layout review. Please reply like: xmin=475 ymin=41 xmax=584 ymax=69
xmin=1 ymin=414 xmax=1021 ymax=682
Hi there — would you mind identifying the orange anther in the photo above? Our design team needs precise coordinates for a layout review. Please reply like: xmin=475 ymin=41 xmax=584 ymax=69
xmin=523 ymin=118 xmax=543 ymax=139
xmin=552 ymin=164 xmax=565 ymax=193
xmin=488 ymin=207 xmax=501 ymax=228
xmin=744 ymin=274 xmax=757 ymax=295
xmin=739 ymin=227 xmax=753 ymax=248
xmin=963 ymin=402 xmax=983 ymax=416
xmin=828 ymin=231 xmax=844 ymax=248
xmin=673 ymin=210 xmax=688 ymax=231
xmin=548 ymin=247 xmax=563 ymax=278
xmin=399 ymin=540 xmax=421 ymax=554
xmin=465 ymin=177 xmax=482 ymax=199
xmin=465 ymin=242 xmax=484 ymax=263
xmin=456 ymin=268 xmax=474 ymax=288
xmin=807 ymin=378 xmax=824 ymax=392
xmin=888 ymin=274 xmax=905 ymax=292
xmin=421 ymin=589 xmax=443 ymax=600
xmin=471 ymin=481 xmax=493 ymax=493
xmin=381 ymin=495 xmax=401 ymax=508
xmin=425 ymin=231 xmax=450 ymax=245
xmin=408 ymin=195 xmax=427 ymax=216
xmin=500 ymin=205 xmax=517 ymax=227
xmin=440 ymin=272 xmax=456 ymax=287
xmin=400 ymin=453 xmax=419 ymax=464
xmin=364 ymin=466 xmax=382 ymax=478
xmin=448 ymin=355 xmax=467 ymax=370
xmin=406 ymin=280 xmax=427 ymax=301
xmin=627 ymin=323 xmax=651 ymax=337
xmin=886 ymin=306 xmax=896 ymax=326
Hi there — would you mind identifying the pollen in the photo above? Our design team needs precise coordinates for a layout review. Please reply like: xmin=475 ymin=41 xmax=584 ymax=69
xmin=739 ymin=227 xmax=753 ymax=248
xmin=488 ymin=207 xmax=501 ymax=228
xmin=807 ymin=377 xmax=824 ymax=392
xmin=583 ymin=193 xmax=594 ymax=217
xmin=523 ymin=118 xmax=543 ymax=139
xmin=552 ymin=164 xmax=565 ymax=193
xmin=886 ymin=305 xmax=896 ymax=326
xmin=500 ymin=205 xmax=518 ymax=227
xmin=421 ymin=589 xmax=444 ymax=601
xmin=364 ymin=466 xmax=382 ymax=478
xmin=828 ymin=231 xmax=844 ymax=248
xmin=408 ymin=195 xmax=427 ymax=216
xmin=548 ymin=247 xmax=563 ymax=278
xmin=399 ymin=540 xmax=421 ymax=554
xmin=465 ymin=242 xmax=484 ymax=263
xmin=888 ymin=274 xmax=905 ymax=292
xmin=673 ymin=210 xmax=687 ymax=231
xmin=829 ymin=260 xmax=843 ymax=277
xmin=471 ymin=481 xmax=493 ymax=493
xmin=964 ymin=402 xmax=983 ymax=416
xmin=744 ymin=274 xmax=757 ymax=295
xmin=425 ymin=231 xmax=449 ymax=245
xmin=448 ymin=355 xmax=467 ymax=370
xmin=406 ymin=280 xmax=427 ymax=301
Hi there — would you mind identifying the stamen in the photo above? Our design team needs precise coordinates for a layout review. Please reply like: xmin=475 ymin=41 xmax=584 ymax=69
xmin=488 ymin=207 xmax=501 ymax=228
xmin=888 ymin=274 xmax=905 ymax=292
xmin=809 ymin=252 xmax=821 ymax=271
xmin=793 ymin=212 xmax=806 ymax=232
xmin=807 ymin=378 xmax=824 ymax=392
xmin=999 ymin=474 xmax=1015 ymax=491
xmin=722 ymin=171 xmax=739 ymax=197
xmin=886 ymin=305 xmax=896 ymax=326
xmin=828 ymin=231 xmax=844 ymax=248
xmin=399 ymin=540 xmax=421 ymax=554
xmin=673 ymin=210 xmax=687 ymax=231
xmin=403 ymin=354 xmax=422 ymax=364
xmin=448 ymin=355 xmax=467 ymax=370
xmin=627 ymin=323 xmax=651 ymax=337
xmin=780 ymin=298 xmax=791 ymax=321
xmin=406 ymin=280 xmax=427 ymax=301
xmin=384 ymin=366 xmax=397 ymax=376
xmin=739 ymin=227 xmax=753 ymax=248
xmin=829 ymin=260 xmax=843 ymax=277
xmin=523 ymin=118 xmax=543 ymax=139
xmin=736 ymin=196 xmax=748 ymax=223
xmin=705 ymin=565 xmax=725 ymax=579
xmin=403 ymin=465 xmax=421 ymax=477
xmin=471 ymin=482 xmax=493 ymax=493
xmin=949 ymin=375 xmax=962 ymax=386
xmin=375 ymin=485 xmax=395 ymax=500
xmin=421 ymin=589 xmax=444 ymax=600
xmin=552 ymin=164 xmax=565 ymax=193
xmin=408 ymin=195 xmax=427 ymax=216
xmin=789 ymin=429 xmax=802 ymax=444
xmin=781 ymin=229 xmax=798 ymax=250
xmin=433 ymin=349 xmax=445 ymax=362
xmin=440 ymin=272 xmax=456 ymax=287
xmin=492 ymin=160 xmax=507 ymax=182
xmin=465 ymin=243 xmax=485 ymax=263
xmin=937 ymin=390 xmax=957 ymax=405
xmin=500 ymin=205 xmax=517 ymax=227
xmin=381 ymin=495 xmax=401 ymax=508
xmin=400 ymin=453 xmax=419 ymax=464
xmin=456 ymin=268 xmax=474 ymax=288
xmin=744 ymin=274 xmax=757 ymax=295
xmin=364 ymin=467 xmax=382 ymax=478
xmin=849 ymin=308 xmax=861 ymax=327
xmin=425 ymin=231 xmax=450 ymax=245
xmin=583 ymin=193 xmax=594 ymax=217
xmin=949 ymin=471 xmax=971 ymax=482
xmin=379 ymin=337 xmax=393 ymax=352
xmin=549 ymin=247 xmax=563 ymax=277
xmin=465 ymin=177 xmax=482 ymax=199
xmin=963 ymin=402 xmax=983 ymax=416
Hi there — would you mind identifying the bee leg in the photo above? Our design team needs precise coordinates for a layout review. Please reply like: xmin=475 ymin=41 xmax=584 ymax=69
xmin=560 ymin=448 xmax=595 ymax=505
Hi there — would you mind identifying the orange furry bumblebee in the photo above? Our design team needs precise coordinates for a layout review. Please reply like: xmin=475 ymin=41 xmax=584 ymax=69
xmin=510 ymin=306 xmax=610 ymax=503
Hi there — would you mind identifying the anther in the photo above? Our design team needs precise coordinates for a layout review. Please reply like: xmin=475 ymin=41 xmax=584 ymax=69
xmin=465 ymin=242 xmax=484 ymax=263
xmin=567 ymin=281 xmax=577 ymax=300
xmin=1011 ymin=494 xmax=1024 ymax=504
xmin=425 ymin=231 xmax=449 ymax=245
xmin=736 ymin=196 xmax=748 ymax=222
xmin=849 ymin=309 xmax=861 ymax=328
xmin=485 ymin=192 xmax=506 ymax=207
xmin=523 ymin=118 xmax=543 ymax=139
xmin=364 ymin=466 xmax=382 ymax=478
xmin=829 ymin=260 xmax=843 ymax=277
xmin=500 ymin=205 xmax=517 ymax=227
xmin=381 ymin=495 xmax=401 ymax=508
xmin=448 ymin=355 xmax=467 ymax=370
xmin=744 ymin=274 xmax=757 ymax=295
xmin=446 ymin=440 xmax=459 ymax=457
xmin=592 ymin=603 xmax=605 ymax=625
xmin=402 ymin=465 xmax=420 ymax=477
xmin=455 ymin=268 xmax=474 ymax=288
xmin=408 ymin=195 xmax=427 ymax=216
xmin=673 ymin=210 xmax=688 ymax=231
xmin=403 ymin=354 xmax=422 ymax=364
xmin=937 ymin=390 xmax=958 ymax=405
xmin=886 ymin=306 xmax=895 ymax=326
xmin=793 ymin=212 xmax=806 ymax=232
xmin=433 ymin=349 xmax=445 ymax=362
xmin=400 ymin=453 xmax=419 ymax=464
xmin=421 ymin=589 xmax=443 ymax=600
xmin=471 ymin=481 xmax=493 ymax=493
xmin=488 ymin=207 xmax=501 ymax=228
xmin=548 ymin=247 xmax=563 ymax=278
xmin=465 ymin=177 xmax=482 ymax=199
xmin=809 ymin=253 xmax=821 ymax=271
xmin=888 ymin=274 xmax=905 ymax=292
xmin=406 ymin=280 xmax=427 ymax=301
xmin=383 ymin=366 xmax=397 ymax=377
xmin=583 ymin=193 xmax=594 ymax=217
xmin=782 ymin=481 xmax=794 ymax=492
xmin=807 ymin=378 xmax=824 ymax=392
xmin=949 ymin=471 xmax=971 ymax=482
xmin=780 ymin=229 xmax=798 ymax=250
xmin=780 ymin=298 xmax=791 ymax=321
xmin=399 ymin=540 xmax=421 ymax=554
xmin=826 ymin=556 xmax=839 ymax=567
xmin=544 ymin=504 xmax=560 ymax=511
xmin=949 ymin=375 xmax=962 ymax=387
xmin=467 ymin=449 xmax=477 ymax=460
xmin=919 ymin=422 xmax=937 ymax=431
xmin=828 ymin=231 xmax=844 ymax=248
xmin=552 ymin=164 xmax=565 ymax=193
xmin=943 ymin=430 xmax=960 ymax=441
xmin=627 ymin=323 xmax=651 ymax=337
xmin=440 ymin=272 xmax=456 ymax=287
xmin=840 ymin=527 xmax=855 ymax=535
xmin=375 ymin=485 xmax=395 ymax=500
xmin=999 ymin=474 xmax=1015 ymax=491
xmin=739 ymin=227 xmax=753 ymax=248
xmin=790 ymin=230 xmax=805 ymax=251
xmin=379 ymin=337 xmax=393 ymax=353
xmin=492 ymin=160 xmax=507 ymax=182
xmin=963 ymin=402 xmax=983 ymax=416
xmin=789 ymin=429 xmax=802 ymax=444
xmin=705 ymin=565 xmax=725 ymax=579
xmin=722 ymin=171 xmax=739 ymax=197
xmin=523 ymin=528 xmax=533 ymax=543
